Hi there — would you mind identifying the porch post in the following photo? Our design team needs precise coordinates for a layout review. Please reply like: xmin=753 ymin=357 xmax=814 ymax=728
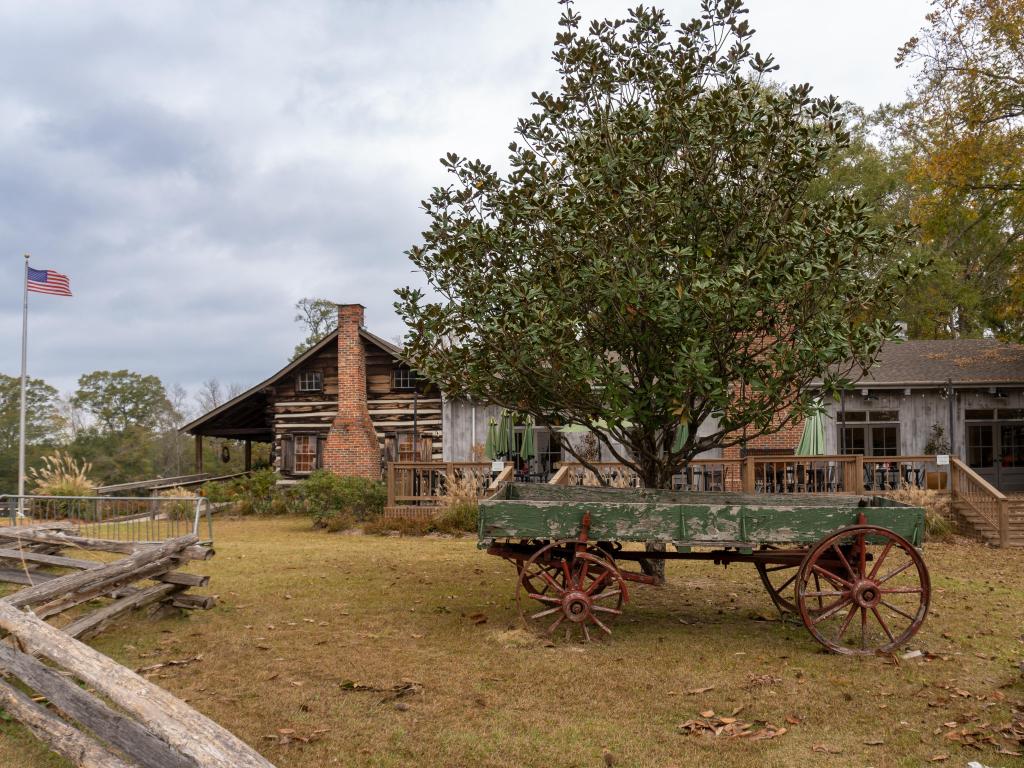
xmin=194 ymin=435 xmax=204 ymax=474
xmin=244 ymin=440 xmax=252 ymax=472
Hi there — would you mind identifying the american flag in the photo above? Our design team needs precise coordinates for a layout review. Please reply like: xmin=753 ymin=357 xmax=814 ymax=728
xmin=27 ymin=267 xmax=72 ymax=296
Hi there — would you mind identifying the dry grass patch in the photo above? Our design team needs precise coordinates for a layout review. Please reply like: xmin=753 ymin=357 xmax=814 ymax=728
xmin=1 ymin=517 xmax=1023 ymax=767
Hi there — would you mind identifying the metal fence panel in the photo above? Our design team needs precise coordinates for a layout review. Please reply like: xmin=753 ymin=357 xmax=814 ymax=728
xmin=0 ymin=495 xmax=213 ymax=543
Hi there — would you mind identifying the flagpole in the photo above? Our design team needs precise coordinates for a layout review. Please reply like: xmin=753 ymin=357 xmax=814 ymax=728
xmin=17 ymin=253 xmax=29 ymax=516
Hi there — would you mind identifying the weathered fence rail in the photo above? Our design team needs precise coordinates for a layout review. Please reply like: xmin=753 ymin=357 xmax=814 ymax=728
xmin=0 ymin=522 xmax=274 ymax=767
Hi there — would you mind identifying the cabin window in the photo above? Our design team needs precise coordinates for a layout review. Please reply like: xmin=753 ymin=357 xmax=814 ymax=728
xmin=296 ymin=370 xmax=323 ymax=393
xmin=392 ymin=367 xmax=419 ymax=390
xmin=293 ymin=434 xmax=318 ymax=473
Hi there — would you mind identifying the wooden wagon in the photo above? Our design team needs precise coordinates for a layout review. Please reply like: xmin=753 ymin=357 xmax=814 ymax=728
xmin=480 ymin=484 xmax=930 ymax=655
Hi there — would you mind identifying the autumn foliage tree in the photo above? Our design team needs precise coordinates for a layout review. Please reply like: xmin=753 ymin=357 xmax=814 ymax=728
xmin=891 ymin=0 xmax=1024 ymax=337
xmin=396 ymin=0 xmax=919 ymax=488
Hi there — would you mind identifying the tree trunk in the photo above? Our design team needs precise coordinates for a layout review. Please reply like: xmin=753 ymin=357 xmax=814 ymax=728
xmin=636 ymin=455 xmax=675 ymax=584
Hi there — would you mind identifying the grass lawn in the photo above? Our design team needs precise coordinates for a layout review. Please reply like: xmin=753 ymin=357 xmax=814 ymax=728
xmin=2 ymin=516 xmax=1023 ymax=768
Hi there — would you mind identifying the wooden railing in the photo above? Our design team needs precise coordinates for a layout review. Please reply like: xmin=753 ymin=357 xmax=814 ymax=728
xmin=552 ymin=455 xmax=947 ymax=496
xmin=950 ymin=456 xmax=1010 ymax=547
xmin=385 ymin=461 xmax=494 ymax=508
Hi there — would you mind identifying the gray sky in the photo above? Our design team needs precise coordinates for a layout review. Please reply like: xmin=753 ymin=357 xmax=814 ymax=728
xmin=0 ymin=0 xmax=931 ymax=403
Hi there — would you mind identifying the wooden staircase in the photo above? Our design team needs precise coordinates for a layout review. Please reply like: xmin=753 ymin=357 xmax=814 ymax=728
xmin=950 ymin=457 xmax=1024 ymax=547
xmin=952 ymin=498 xmax=1024 ymax=547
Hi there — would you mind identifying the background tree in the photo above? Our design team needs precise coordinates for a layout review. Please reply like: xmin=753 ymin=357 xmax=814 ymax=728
xmin=68 ymin=370 xmax=180 ymax=485
xmin=0 ymin=374 xmax=62 ymax=492
xmin=72 ymin=370 xmax=177 ymax=434
xmin=396 ymin=0 xmax=919 ymax=488
xmin=292 ymin=297 xmax=337 ymax=359
xmin=888 ymin=0 xmax=1023 ymax=338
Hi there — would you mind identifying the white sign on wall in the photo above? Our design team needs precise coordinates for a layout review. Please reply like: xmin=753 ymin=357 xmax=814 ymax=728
xmin=936 ymin=454 xmax=950 ymax=466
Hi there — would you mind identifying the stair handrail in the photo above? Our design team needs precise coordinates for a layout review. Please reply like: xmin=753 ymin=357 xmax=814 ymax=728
xmin=949 ymin=456 xmax=1010 ymax=547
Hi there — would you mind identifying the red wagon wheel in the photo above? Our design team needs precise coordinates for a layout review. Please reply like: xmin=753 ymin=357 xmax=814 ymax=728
xmin=756 ymin=559 xmax=804 ymax=614
xmin=757 ymin=549 xmax=826 ymax=616
xmin=516 ymin=541 xmax=627 ymax=642
xmin=796 ymin=525 xmax=930 ymax=655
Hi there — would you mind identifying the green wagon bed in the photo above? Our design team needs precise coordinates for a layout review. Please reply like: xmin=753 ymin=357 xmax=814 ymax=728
xmin=480 ymin=484 xmax=929 ymax=655
xmin=480 ymin=483 xmax=924 ymax=548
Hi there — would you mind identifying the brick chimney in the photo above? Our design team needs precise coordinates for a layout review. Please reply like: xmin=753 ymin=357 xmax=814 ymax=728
xmin=322 ymin=304 xmax=381 ymax=479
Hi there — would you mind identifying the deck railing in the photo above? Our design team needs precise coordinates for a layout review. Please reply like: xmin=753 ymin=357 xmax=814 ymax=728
xmin=385 ymin=461 xmax=495 ymax=508
xmin=552 ymin=455 xmax=947 ymax=496
xmin=950 ymin=457 xmax=1010 ymax=547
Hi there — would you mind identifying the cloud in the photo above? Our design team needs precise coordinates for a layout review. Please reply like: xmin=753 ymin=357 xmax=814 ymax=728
xmin=0 ymin=0 xmax=930 ymax=397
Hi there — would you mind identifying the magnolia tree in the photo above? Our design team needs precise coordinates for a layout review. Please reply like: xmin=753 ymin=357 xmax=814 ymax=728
xmin=396 ymin=0 xmax=919 ymax=489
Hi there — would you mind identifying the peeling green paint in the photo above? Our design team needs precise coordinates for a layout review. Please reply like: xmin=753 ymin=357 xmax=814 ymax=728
xmin=480 ymin=486 xmax=925 ymax=547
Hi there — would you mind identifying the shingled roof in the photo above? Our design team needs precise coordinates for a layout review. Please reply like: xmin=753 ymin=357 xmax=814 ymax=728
xmin=846 ymin=339 xmax=1024 ymax=387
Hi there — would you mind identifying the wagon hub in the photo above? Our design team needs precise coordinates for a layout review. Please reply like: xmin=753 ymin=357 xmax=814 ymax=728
xmin=853 ymin=580 xmax=882 ymax=608
xmin=562 ymin=591 xmax=592 ymax=622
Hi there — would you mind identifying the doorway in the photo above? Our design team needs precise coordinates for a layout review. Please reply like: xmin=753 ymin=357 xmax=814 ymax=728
xmin=965 ymin=410 xmax=1024 ymax=491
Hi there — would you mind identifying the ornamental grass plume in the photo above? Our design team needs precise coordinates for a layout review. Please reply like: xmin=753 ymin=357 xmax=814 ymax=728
xmin=27 ymin=451 xmax=96 ymax=497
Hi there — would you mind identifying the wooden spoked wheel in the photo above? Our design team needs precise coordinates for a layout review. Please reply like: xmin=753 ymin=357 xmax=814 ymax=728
xmin=756 ymin=559 xmax=804 ymax=614
xmin=516 ymin=541 xmax=627 ymax=642
xmin=757 ymin=549 xmax=827 ymax=616
xmin=796 ymin=525 xmax=930 ymax=655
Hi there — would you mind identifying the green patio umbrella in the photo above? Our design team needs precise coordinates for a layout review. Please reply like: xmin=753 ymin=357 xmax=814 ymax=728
xmin=671 ymin=422 xmax=689 ymax=453
xmin=496 ymin=410 xmax=516 ymax=458
xmin=484 ymin=418 xmax=498 ymax=461
xmin=796 ymin=404 xmax=827 ymax=456
xmin=520 ymin=416 xmax=536 ymax=462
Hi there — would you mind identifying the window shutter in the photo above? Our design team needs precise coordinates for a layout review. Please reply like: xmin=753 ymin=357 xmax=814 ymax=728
xmin=282 ymin=435 xmax=295 ymax=473
xmin=384 ymin=434 xmax=396 ymax=463
xmin=316 ymin=435 xmax=326 ymax=469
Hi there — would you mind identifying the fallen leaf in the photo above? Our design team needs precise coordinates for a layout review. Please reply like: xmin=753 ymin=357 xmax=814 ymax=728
xmin=687 ymin=686 xmax=715 ymax=695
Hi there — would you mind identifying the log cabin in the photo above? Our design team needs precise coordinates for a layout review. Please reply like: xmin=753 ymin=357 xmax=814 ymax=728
xmin=181 ymin=304 xmax=446 ymax=483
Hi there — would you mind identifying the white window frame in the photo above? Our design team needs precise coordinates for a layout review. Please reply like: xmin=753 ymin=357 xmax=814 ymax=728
xmin=296 ymin=370 xmax=323 ymax=393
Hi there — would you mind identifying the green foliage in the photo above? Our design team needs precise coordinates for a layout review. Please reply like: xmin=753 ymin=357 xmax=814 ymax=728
xmin=396 ymin=1 xmax=919 ymax=487
xmin=228 ymin=469 xmax=280 ymax=516
xmin=292 ymin=297 xmax=338 ymax=360
xmin=0 ymin=373 xmax=62 ymax=493
xmin=73 ymin=370 xmax=178 ymax=433
xmin=290 ymin=471 xmax=386 ymax=527
xmin=923 ymin=424 xmax=952 ymax=455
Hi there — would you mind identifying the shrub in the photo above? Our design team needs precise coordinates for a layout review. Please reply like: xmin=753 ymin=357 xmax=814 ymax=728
xmin=292 ymin=472 xmax=386 ymax=527
xmin=886 ymin=487 xmax=955 ymax=543
xmin=433 ymin=500 xmax=479 ymax=534
xmin=28 ymin=451 xmax=96 ymax=497
xmin=156 ymin=486 xmax=199 ymax=521
xmin=199 ymin=479 xmax=235 ymax=504
xmin=234 ymin=469 xmax=279 ymax=514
